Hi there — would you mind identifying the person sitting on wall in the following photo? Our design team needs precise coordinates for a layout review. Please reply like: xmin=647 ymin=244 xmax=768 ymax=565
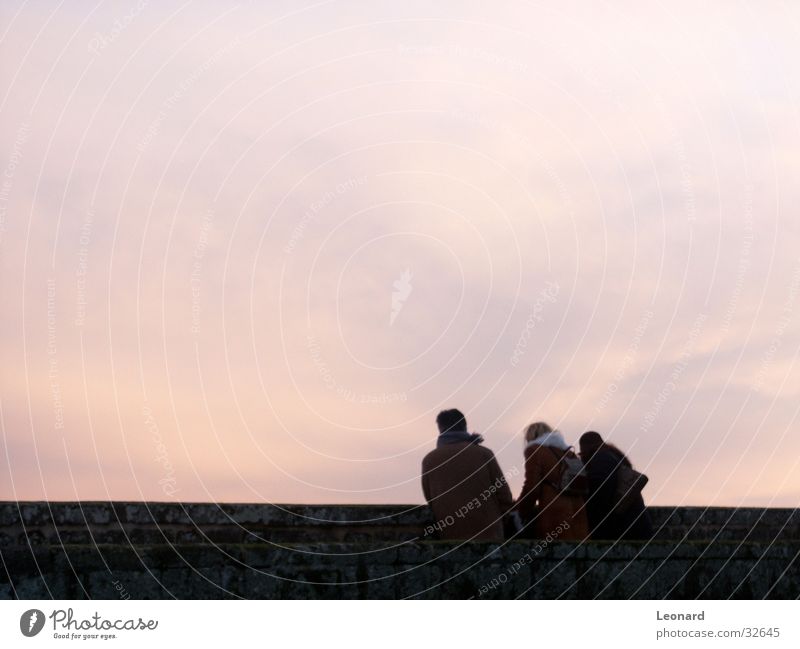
xmin=421 ymin=409 xmax=513 ymax=541
xmin=514 ymin=422 xmax=589 ymax=541
xmin=579 ymin=431 xmax=653 ymax=541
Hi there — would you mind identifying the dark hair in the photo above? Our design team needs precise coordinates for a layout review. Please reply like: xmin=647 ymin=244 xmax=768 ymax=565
xmin=436 ymin=409 xmax=467 ymax=434
xmin=579 ymin=431 xmax=631 ymax=466
xmin=579 ymin=431 xmax=603 ymax=450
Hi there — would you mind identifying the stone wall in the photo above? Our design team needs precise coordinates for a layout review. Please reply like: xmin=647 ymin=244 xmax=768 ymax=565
xmin=2 ymin=502 xmax=798 ymax=599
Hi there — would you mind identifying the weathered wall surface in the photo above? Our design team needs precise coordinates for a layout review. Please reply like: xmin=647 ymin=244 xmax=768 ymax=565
xmin=3 ymin=502 xmax=799 ymax=545
xmin=2 ymin=502 xmax=798 ymax=599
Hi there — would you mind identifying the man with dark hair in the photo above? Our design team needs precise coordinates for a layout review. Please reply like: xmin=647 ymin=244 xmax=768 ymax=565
xmin=436 ymin=409 xmax=467 ymax=436
xmin=421 ymin=409 xmax=512 ymax=541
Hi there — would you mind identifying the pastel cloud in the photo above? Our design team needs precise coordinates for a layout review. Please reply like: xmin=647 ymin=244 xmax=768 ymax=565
xmin=2 ymin=1 xmax=799 ymax=507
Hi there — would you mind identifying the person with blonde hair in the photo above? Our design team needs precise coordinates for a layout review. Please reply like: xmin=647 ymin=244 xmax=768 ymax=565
xmin=514 ymin=422 xmax=589 ymax=540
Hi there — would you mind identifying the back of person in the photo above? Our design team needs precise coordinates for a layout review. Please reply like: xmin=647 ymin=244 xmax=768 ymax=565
xmin=515 ymin=424 xmax=589 ymax=541
xmin=580 ymin=432 xmax=653 ymax=541
xmin=422 ymin=441 xmax=512 ymax=541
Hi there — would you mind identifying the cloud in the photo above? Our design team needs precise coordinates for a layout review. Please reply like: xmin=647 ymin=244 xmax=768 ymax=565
xmin=2 ymin=0 xmax=799 ymax=505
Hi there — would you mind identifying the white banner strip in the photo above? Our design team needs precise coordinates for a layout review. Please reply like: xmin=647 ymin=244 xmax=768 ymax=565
xmin=1 ymin=600 xmax=796 ymax=648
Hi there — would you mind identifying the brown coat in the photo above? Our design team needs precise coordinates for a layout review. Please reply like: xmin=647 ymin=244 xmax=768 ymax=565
xmin=421 ymin=442 xmax=513 ymax=541
xmin=515 ymin=444 xmax=589 ymax=541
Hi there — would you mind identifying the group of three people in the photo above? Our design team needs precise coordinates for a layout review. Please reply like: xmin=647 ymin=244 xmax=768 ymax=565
xmin=421 ymin=409 xmax=653 ymax=542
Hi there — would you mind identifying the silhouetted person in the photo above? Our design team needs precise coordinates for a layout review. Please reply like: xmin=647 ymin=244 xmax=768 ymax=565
xmin=421 ymin=409 xmax=512 ymax=541
xmin=579 ymin=431 xmax=653 ymax=540
xmin=514 ymin=422 xmax=589 ymax=540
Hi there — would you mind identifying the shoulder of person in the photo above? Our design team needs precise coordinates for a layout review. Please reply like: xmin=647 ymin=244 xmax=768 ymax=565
xmin=522 ymin=446 xmax=541 ymax=465
xmin=602 ymin=446 xmax=629 ymax=463
xmin=525 ymin=444 xmax=554 ymax=459
xmin=473 ymin=444 xmax=496 ymax=460
xmin=421 ymin=448 xmax=440 ymax=467
xmin=593 ymin=447 xmax=622 ymax=467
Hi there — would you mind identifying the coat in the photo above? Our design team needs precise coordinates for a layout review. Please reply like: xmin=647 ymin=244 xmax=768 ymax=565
xmin=515 ymin=444 xmax=589 ymax=541
xmin=584 ymin=446 xmax=653 ymax=540
xmin=421 ymin=442 xmax=513 ymax=541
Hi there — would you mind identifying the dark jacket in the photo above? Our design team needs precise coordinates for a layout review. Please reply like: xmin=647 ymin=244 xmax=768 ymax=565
xmin=422 ymin=442 xmax=513 ymax=541
xmin=584 ymin=447 xmax=652 ymax=540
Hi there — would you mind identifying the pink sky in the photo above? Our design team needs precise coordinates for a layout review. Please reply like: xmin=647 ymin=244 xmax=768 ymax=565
xmin=2 ymin=1 xmax=800 ymax=507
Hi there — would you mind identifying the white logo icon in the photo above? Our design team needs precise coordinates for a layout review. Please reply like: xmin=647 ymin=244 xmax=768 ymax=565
xmin=390 ymin=269 xmax=413 ymax=326
xmin=20 ymin=609 xmax=45 ymax=637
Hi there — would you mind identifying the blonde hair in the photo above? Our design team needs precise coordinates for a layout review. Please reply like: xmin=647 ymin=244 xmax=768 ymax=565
xmin=524 ymin=421 xmax=553 ymax=443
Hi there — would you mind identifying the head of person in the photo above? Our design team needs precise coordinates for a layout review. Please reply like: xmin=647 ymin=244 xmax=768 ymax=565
xmin=436 ymin=409 xmax=467 ymax=435
xmin=524 ymin=421 xmax=553 ymax=444
xmin=579 ymin=431 xmax=604 ymax=459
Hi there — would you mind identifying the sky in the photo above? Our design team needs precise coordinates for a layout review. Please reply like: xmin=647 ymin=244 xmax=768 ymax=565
xmin=1 ymin=0 xmax=800 ymax=507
